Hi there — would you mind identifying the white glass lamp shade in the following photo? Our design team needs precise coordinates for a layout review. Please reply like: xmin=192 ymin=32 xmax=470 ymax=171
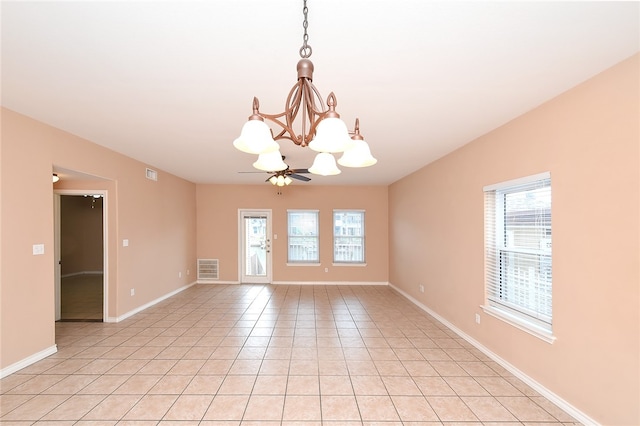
xmin=284 ymin=176 xmax=293 ymax=185
xmin=309 ymin=152 xmax=341 ymax=176
xmin=308 ymin=117 xmax=353 ymax=153
xmin=253 ymin=150 xmax=288 ymax=171
xmin=269 ymin=175 xmax=278 ymax=185
xmin=338 ymin=139 xmax=378 ymax=168
xmin=233 ymin=119 xmax=279 ymax=154
xmin=276 ymin=175 xmax=286 ymax=186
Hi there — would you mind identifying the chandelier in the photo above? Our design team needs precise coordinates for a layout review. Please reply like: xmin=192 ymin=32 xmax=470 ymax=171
xmin=233 ymin=0 xmax=377 ymax=176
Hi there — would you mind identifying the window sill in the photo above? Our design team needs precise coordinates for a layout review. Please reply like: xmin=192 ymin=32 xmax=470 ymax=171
xmin=481 ymin=305 xmax=557 ymax=344
xmin=286 ymin=263 xmax=321 ymax=267
xmin=332 ymin=263 xmax=367 ymax=267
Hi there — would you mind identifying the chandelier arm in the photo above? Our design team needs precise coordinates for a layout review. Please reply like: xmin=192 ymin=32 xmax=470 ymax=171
xmin=302 ymin=87 xmax=308 ymax=146
xmin=302 ymin=80 xmax=330 ymax=138
xmin=251 ymin=77 xmax=330 ymax=147
xmin=302 ymin=79 xmax=326 ymax=115
xmin=255 ymin=81 xmax=304 ymax=145
xmin=301 ymin=84 xmax=316 ymax=146
xmin=285 ymin=81 xmax=304 ymax=136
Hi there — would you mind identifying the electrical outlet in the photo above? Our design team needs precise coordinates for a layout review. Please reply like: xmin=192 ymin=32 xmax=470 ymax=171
xmin=130 ymin=288 xmax=135 ymax=296
xmin=324 ymin=267 xmax=329 ymax=272
xmin=187 ymin=269 xmax=190 ymax=276
xmin=178 ymin=271 xmax=182 ymax=278
xmin=419 ymin=284 xmax=425 ymax=293
xmin=475 ymin=313 xmax=481 ymax=324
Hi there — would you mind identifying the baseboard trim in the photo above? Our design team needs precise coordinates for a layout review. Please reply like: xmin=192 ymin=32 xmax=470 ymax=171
xmin=388 ymin=282 xmax=599 ymax=426
xmin=272 ymin=281 xmax=389 ymax=286
xmin=106 ymin=281 xmax=197 ymax=323
xmin=0 ymin=344 xmax=58 ymax=379
xmin=196 ymin=281 xmax=390 ymax=286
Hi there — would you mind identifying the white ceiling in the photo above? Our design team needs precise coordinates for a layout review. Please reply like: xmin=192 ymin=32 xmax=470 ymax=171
xmin=2 ymin=1 xmax=638 ymax=185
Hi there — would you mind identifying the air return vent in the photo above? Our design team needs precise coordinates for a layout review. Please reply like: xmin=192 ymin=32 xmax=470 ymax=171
xmin=198 ymin=259 xmax=219 ymax=281
xmin=145 ymin=168 xmax=158 ymax=181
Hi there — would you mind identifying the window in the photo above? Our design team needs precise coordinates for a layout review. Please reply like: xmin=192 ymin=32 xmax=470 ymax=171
xmin=333 ymin=210 xmax=365 ymax=263
xmin=287 ymin=210 xmax=319 ymax=263
xmin=483 ymin=172 xmax=554 ymax=342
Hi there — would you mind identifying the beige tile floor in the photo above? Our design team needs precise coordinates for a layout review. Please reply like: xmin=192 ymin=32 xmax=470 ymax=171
xmin=1 ymin=284 xmax=581 ymax=425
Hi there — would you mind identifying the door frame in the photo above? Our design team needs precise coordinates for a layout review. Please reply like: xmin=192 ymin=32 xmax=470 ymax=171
xmin=54 ymin=190 xmax=108 ymax=321
xmin=238 ymin=209 xmax=272 ymax=284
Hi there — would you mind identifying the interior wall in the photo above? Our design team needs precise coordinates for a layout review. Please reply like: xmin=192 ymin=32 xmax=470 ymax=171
xmin=60 ymin=195 xmax=104 ymax=276
xmin=388 ymin=54 xmax=639 ymax=425
xmin=196 ymin=184 xmax=388 ymax=284
xmin=0 ymin=107 xmax=197 ymax=371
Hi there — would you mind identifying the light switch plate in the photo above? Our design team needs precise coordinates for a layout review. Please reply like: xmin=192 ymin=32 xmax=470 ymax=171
xmin=32 ymin=244 xmax=45 ymax=255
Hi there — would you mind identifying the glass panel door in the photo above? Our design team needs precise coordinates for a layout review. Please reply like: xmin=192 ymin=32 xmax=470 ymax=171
xmin=240 ymin=210 xmax=271 ymax=283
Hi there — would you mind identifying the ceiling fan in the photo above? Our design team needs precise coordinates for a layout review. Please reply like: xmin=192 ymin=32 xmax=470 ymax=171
xmin=238 ymin=156 xmax=311 ymax=186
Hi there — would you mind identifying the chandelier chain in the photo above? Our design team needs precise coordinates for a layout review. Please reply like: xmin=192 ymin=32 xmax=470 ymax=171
xmin=299 ymin=0 xmax=312 ymax=58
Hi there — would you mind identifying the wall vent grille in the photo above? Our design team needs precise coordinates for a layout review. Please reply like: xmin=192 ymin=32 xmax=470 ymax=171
xmin=145 ymin=168 xmax=158 ymax=181
xmin=198 ymin=259 xmax=219 ymax=281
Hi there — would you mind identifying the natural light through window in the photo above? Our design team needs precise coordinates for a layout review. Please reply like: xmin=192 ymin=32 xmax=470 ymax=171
xmin=483 ymin=172 xmax=555 ymax=343
xmin=333 ymin=210 xmax=365 ymax=264
xmin=287 ymin=210 xmax=319 ymax=263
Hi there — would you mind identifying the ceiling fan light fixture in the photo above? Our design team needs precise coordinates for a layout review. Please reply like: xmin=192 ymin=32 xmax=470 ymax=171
xmin=253 ymin=150 xmax=288 ymax=171
xmin=233 ymin=117 xmax=279 ymax=155
xmin=309 ymin=152 xmax=341 ymax=176
xmin=269 ymin=172 xmax=294 ymax=186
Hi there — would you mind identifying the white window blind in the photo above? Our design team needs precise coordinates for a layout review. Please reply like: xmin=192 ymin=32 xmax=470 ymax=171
xmin=484 ymin=173 xmax=553 ymax=336
xmin=333 ymin=210 xmax=365 ymax=263
xmin=287 ymin=210 xmax=319 ymax=263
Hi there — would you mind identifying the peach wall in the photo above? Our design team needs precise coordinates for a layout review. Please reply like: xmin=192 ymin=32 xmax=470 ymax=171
xmin=389 ymin=54 xmax=639 ymax=424
xmin=1 ymin=110 xmax=57 ymax=368
xmin=197 ymin=184 xmax=388 ymax=284
xmin=0 ymin=108 xmax=197 ymax=371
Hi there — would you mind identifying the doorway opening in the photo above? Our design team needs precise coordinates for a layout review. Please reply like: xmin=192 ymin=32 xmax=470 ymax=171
xmin=54 ymin=191 xmax=107 ymax=322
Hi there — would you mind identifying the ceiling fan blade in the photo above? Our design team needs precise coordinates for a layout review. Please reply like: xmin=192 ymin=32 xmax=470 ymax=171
xmin=290 ymin=168 xmax=310 ymax=174
xmin=290 ymin=173 xmax=311 ymax=182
